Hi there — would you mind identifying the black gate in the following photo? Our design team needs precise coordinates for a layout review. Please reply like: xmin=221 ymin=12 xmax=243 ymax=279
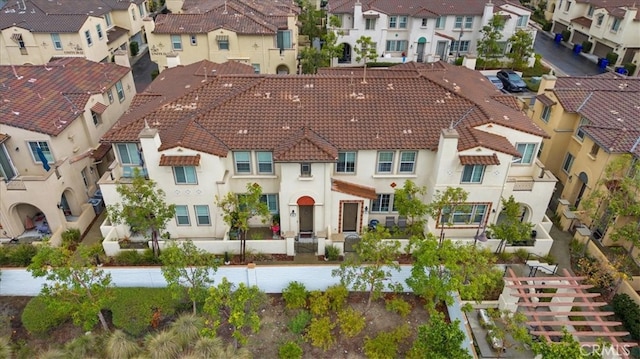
xmin=295 ymin=234 xmax=317 ymax=254
xmin=344 ymin=234 xmax=361 ymax=252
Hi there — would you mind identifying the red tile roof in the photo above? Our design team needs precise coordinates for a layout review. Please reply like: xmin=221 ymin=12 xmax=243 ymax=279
xmin=459 ymin=154 xmax=501 ymax=165
xmin=328 ymin=0 xmax=528 ymax=16
xmin=331 ymin=178 xmax=377 ymax=199
xmin=91 ymin=102 xmax=108 ymax=114
xmin=571 ymin=16 xmax=593 ymax=28
xmin=0 ymin=58 xmax=130 ymax=136
xmin=536 ymin=94 xmax=556 ymax=106
xmin=91 ymin=142 xmax=112 ymax=160
xmin=0 ymin=133 xmax=9 ymax=144
xmin=575 ymin=0 xmax=640 ymax=20
xmin=102 ymin=61 xmax=546 ymax=160
xmin=159 ymin=154 xmax=201 ymax=166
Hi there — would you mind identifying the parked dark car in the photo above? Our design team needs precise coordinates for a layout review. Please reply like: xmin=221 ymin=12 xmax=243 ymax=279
xmin=485 ymin=75 xmax=504 ymax=90
xmin=496 ymin=70 xmax=527 ymax=92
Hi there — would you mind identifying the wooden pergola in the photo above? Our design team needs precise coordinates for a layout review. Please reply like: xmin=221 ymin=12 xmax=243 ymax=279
xmin=505 ymin=268 xmax=637 ymax=358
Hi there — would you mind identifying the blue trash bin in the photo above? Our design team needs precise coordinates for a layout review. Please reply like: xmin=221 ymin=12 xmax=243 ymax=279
xmin=599 ymin=58 xmax=609 ymax=70
xmin=573 ymin=44 xmax=583 ymax=54
xmin=554 ymin=33 xmax=563 ymax=43
xmin=615 ymin=67 xmax=628 ymax=75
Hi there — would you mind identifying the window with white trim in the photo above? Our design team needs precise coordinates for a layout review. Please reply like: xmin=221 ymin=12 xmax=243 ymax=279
xmin=194 ymin=205 xmax=210 ymax=225
xmin=92 ymin=111 xmax=101 ymax=126
xmin=260 ymin=194 xmax=278 ymax=213
xmin=28 ymin=141 xmax=54 ymax=164
xmin=173 ymin=166 xmax=197 ymax=184
xmin=96 ymin=24 xmax=103 ymax=40
xmin=399 ymin=16 xmax=408 ymax=28
xmin=421 ymin=18 xmax=428 ymax=27
xmin=252 ymin=64 xmax=260 ymax=73
xmin=461 ymin=164 xmax=485 ymax=183
xmin=277 ymin=30 xmax=291 ymax=49
xmin=516 ymin=15 xmax=528 ymax=28
xmin=451 ymin=41 xmax=470 ymax=53
xmin=105 ymin=13 xmax=113 ymax=27
xmin=116 ymin=143 xmax=141 ymax=167
xmin=138 ymin=3 xmax=145 ymax=17
xmin=596 ymin=14 xmax=604 ymax=26
xmin=575 ymin=117 xmax=588 ymax=141
xmin=377 ymin=151 xmax=394 ymax=173
xmin=440 ymin=203 xmax=487 ymax=226
xmin=611 ymin=18 xmax=621 ymax=32
xmin=301 ymin=163 xmax=311 ymax=177
xmin=589 ymin=143 xmax=599 ymax=157
xmin=233 ymin=151 xmax=251 ymax=174
xmin=371 ymin=194 xmax=397 ymax=212
xmin=85 ymin=30 xmax=93 ymax=46
xmin=257 ymin=151 xmax=273 ymax=174
xmin=562 ymin=152 xmax=574 ymax=173
xmin=171 ymin=35 xmax=182 ymax=50
xmin=0 ymin=144 xmax=17 ymax=181
xmin=175 ymin=205 xmax=190 ymax=225
xmin=587 ymin=5 xmax=594 ymax=17
xmin=385 ymin=40 xmax=408 ymax=52
xmin=131 ymin=8 xmax=136 ymax=21
xmin=190 ymin=35 xmax=197 ymax=46
xmin=336 ymin=151 xmax=356 ymax=173
xmin=399 ymin=151 xmax=416 ymax=173
xmin=51 ymin=33 xmax=63 ymax=50
xmin=541 ymin=104 xmax=551 ymax=122
xmin=435 ymin=16 xmax=446 ymax=29
xmin=564 ymin=1 xmax=571 ymax=11
xmin=454 ymin=16 xmax=463 ymax=29
xmin=464 ymin=16 xmax=473 ymax=29
xmin=389 ymin=16 xmax=397 ymax=28
xmin=107 ymin=89 xmax=114 ymax=104
xmin=514 ymin=143 xmax=536 ymax=165
xmin=365 ymin=18 xmax=376 ymax=30
xmin=115 ymin=81 xmax=125 ymax=102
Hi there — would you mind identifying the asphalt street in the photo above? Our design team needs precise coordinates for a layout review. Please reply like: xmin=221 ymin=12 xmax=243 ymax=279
xmin=534 ymin=32 xmax=602 ymax=77
xmin=132 ymin=50 xmax=158 ymax=93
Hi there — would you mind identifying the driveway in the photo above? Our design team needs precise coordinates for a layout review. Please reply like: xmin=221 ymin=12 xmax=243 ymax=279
xmin=534 ymin=32 xmax=602 ymax=77
xmin=132 ymin=50 xmax=158 ymax=93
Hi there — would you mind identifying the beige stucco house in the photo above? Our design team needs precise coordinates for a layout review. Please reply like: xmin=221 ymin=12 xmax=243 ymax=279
xmin=145 ymin=0 xmax=300 ymax=74
xmin=0 ymin=56 xmax=135 ymax=245
xmin=98 ymin=60 xmax=557 ymax=255
xmin=0 ymin=0 xmax=149 ymax=66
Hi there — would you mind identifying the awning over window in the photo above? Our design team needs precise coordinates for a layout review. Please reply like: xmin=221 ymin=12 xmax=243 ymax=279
xmin=435 ymin=32 xmax=455 ymax=41
xmin=0 ymin=133 xmax=9 ymax=144
xmin=363 ymin=13 xmax=380 ymax=18
xmin=91 ymin=143 xmax=112 ymax=160
xmin=536 ymin=94 xmax=557 ymax=106
xmin=91 ymin=102 xmax=108 ymax=114
xmin=331 ymin=178 xmax=377 ymax=199
xmin=159 ymin=154 xmax=201 ymax=166
xmin=216 ymin=35 xmax=229 ymax=41
xmin=459 ymin=154 xmax=501 ymax=165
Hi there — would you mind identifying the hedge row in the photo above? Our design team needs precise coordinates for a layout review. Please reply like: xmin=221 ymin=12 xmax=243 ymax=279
xmin=612 ymin=293 xmax=640 ymax=340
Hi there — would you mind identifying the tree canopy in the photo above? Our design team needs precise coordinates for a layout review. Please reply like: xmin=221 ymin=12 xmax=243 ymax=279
xmin=477 ymin=16 xmax=506 ymax=69
xmin=489 ymin=196 xmax=534 ymax=253
xmin=354 ymin=36 xmax=378 ymax=83
xmin=506 ymin=29 xmax=534 ymax=70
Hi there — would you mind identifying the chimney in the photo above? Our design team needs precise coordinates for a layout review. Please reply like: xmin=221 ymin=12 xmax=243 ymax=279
xmin=113 ymin=49 xmax=130 ymax=68
xmin=482 ymin=1 xmax=494 ymax=27
xmin=166 ymin=52 xmax=181 ymax=68
xmin=538 ymin=74 xmax=557 ymax=95
xmin=433 ymin=128 xmax=460 ymax=184
xmin=462 ymin=54 xmax=477 ymax=70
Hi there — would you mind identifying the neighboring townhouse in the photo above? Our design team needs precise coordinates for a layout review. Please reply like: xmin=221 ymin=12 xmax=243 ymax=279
xmin=145 ymin=0 xmax=300 ymax=74
xmin=551 ymin=0 xmax=640 ymax=74
xmin=530 ymin=73 xmax=640 ymax=239
xmin=327 ymin=0 xmax=536 ymax=64
xmin=98 ymin=60 xmax=556 ymax=251
xmin=0 ymin=0 xmax=149 ymax=66
xmin=0 ymin=56 xmax=135 ymax=244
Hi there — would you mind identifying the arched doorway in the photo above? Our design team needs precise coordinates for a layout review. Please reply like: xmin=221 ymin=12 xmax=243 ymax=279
xmin=297 ymin=196 xmax=315 ymax=237
xmin=11 ymin=203 xmax=50 ymax=240
xmin=574 ymin=172 xmax=589 ymax=208
xmin=416 ymin=37 xmax=427 ymax=62
xmin=276 ymin=64 xmax=290 ymax=74
xmin=339 ymin=43 xmax=351 ymax=63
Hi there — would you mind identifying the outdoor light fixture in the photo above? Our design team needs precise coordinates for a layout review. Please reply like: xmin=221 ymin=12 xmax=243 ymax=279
xmin=364 ymin=206 xmax=368 ymax=212
xmin=290 ymin=209 xmax=296 ymax=217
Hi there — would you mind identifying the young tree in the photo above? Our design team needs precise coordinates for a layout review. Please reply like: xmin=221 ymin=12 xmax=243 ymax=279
xmin=332 ymin=225 xmax=403 ymax=309
xmin=354 ymin=35 xmax=378 ymax=83
xmin=28 ymin=242 xmax=113 ymax=331
xmin=531 ymin=328 xmax=604 ymax=359
xmin=477 ymin=16 xmax=506 ymax=69
xmin=488 ymin=309 xmax=534 ymax=356
xmin=107 ymin=168 xmax=176 ymax=257
xmin=489 ymin=196 xmax=534 ymax=253
xmin=428 ymin=187 xmax=469 ymax=246
xmin=297 ymin=0 xmax=323 ymax=40
xmin=216 ymin=183 xmax=271 ymax=263
xmin=203 ymin=278 xmax=267 ymax=347
xmin=393 ymin=180 xmax=430 ymax=237
xmin=407 ymin=311 xmax=472 ymax=359
xmin=507 ymin=29 xmax=534 ymax=70
xmin=160 ymin=240 xmax=220 ymax=314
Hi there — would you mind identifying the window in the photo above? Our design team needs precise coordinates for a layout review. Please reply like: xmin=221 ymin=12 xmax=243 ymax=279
xmin=138 ymin=3 xmax=145 ymax=17
xmin=516 ymin=15 xmax=528 ymax=28
xmin=371 ymin=194 xmax=391 ymax=212
xmin=562 ymin=153 xmax=575 ymax=173
xmin=541 ymin=105 xmax=551 ymax=122
xmin=105 ymin=13 xmax=112 ymax=27
xmin=575 ymin=117 xmax=588 ymax=141
xmin=171 ymin=35 xmax=182 ymax=50
xmin=190 ymin=35 xmax=197 ymax=45
xmin=277 ymin=30 xmax=292 ymax=49
xmin=590 ymin=144 xmax=600 ymax=157
xmin=365 ymin=18 xmax=376 ymax=30
xmin=596 ymin=14 xmax=604 ymax=26
xmin=435 ymin=16 xmax=446 ymax=29
xmin=385 ymin=40 xmax=408 ymax=52
xmin=0 ymin=144 xmax=17 ymax=181
xmin=131 ymin=8 xmax=136 ymax=21
xmin=399 ymin=16 xmax=408 ymax=28
xmin=81 ymin=167 xmax=89 ymax=188
xmin=85 ymin=30 xmax=93 ymax=46
xmin=537 ymin=141 xmax=544 ymax=158
xmin=107 ymin=89 xmax=114 ymax=104
xmin=96 ymin=24 xmax=103 ymax=40
xmin=464 ymin=16 xmax=473 ymax=29
xmin=194 ymin=205 xmax=210 ymax=225
xmin=301 ymin=163 xmax=311 ymax=177
xmin=514 ymin=143 xmax=536 ymax=165
xmin=217 ymin=36 xmax=229 ymax=50
xmin=256 ymin=151 xmax=273 ymax=174
xmin=451 ymin=40 xmax=470 ymax=53
xmin=252 ymin=64 xmax=260 ymax=73
xmin=389 ymin=16 xmax=397 ymax=28
xmin=564 ymin=1 xmax=571 ymax=12
xmin=175 ymin=205 xmax=190 ymax=225
xmin=336 ymin=151 xmax=356 ymax=173
xmin=174 ymin=166 xmax=197 ymax=184
xmin=91 ymin=111 xmax=101 ymax=126
xmin=51 ymin=33 xmax=62 ymax=50
xmin=399 ymin=151 xmax=416 ymax=173
xmin=377 ymin=151 xmax=394 ymax=173
xmin=461 ymin=164 xmax=485 ymax=183
xmin=115 ymin=81 xmax=125 ymax=102
xmin=116 ymin=143 xmax=141 ymax=165
xmin=421 ymin=18 xmax=428 ymax=27
xmin=587 ymin=5 xmax=594 ymax=17
xmin=454 ymin=16 xmax=463 ymax=28
xmin=611 ymin=18 xmax=621 ymax=32
xmin=234 ymin=151 xmax=251 ymax=173
xmin=28 ymin=141 xmax=54 ymax=163
xmin=440 ymin=204 xmax=488 ymax=225
xmin=260 ymin=194 xmax=278 ymax=213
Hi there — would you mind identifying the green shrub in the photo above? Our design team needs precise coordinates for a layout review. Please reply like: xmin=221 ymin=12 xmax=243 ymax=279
xmin=605 ymin=52 xmax=619 ymax=65
xmin=0 ymin=244 xmax=39 ymax=267
xmin=129 ymin=41 xmax=139 ymax=57
xmin=561 ymin=30 xmax=571 ymax=42
xmin=308 ymin=291 xmax=330 ymax=316
xmin=542 ymin=22 xmax=552 ymax=31
xmin=278 ymin=341 xmax=303 ymax=359
xmin=325 ymin=284 xmax=348 ymax=311
xmin=306 ymin=316 xmax=335 ymax=350
xmin=151 ymin=69 xmax=160 ymax=81
xmin=623 ymin=63 xmax=637 ymax=76
xmin=612 ymin=294 xmax=640 ymax=340
xmin=454 ymin=57 xmax=463 ymax=66
xmin=513 ymin=248 xmax=529 ymax=262
xmin=582 ymin=40 xmax=593 ymax=53
xmin=282 ymin=281 xmax=308 ymax=310
xmin=112 ymin=248 xmax=160 ymax=266
xmin=61 ymin=228 xmax=81 ymax=250
xmin=385 ymin=297 xmax=411 ymax=318
xmin=337 ymin=308 xmax=365 ymax=338
xmin=325 ymin=245 xmax=340 ymax=261
xmin=288 ymin=310 xmax=312 ymax=335
xmin=107 ymin=287 xmax=180 ymax=336
xmin=363 ymin=324 xmax=411 ymax=358
xmin=524 ymin=78 xmax=540 ymax=92
xmin=22 ymin=296 xmax=70 ymax=335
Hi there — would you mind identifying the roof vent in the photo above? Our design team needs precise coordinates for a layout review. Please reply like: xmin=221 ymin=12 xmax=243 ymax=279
xmin=387 ymin=83 xmax=394 ymax=90
xmin=304 ymin=83 xmax=314 ymax=88
xmin=356 ymin=93 xmax=365 ymax=100
xmin=263 ymin=92 xmax=271 ymax=99
xmin=350 ymin=117 xmax=357 ymax=122
xmin=403 ymin=129 xmax=412 ymax=134
xmin=503 ymin=115 xmax=509 ymax=120
xmin=291 ymin=95 xmax=300 ymax=102
xmin=223 ymin=83 xmax=233 ymax=87
xmin=238 ymin=129 xmax=248 ymax=134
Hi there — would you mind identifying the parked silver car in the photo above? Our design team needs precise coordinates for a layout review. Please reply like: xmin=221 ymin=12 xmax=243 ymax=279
xmin=485 ymin=75 xmax=504 ymax=90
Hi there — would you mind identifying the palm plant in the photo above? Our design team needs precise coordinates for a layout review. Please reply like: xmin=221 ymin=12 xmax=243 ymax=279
xmin=144 ymin=330 xmax=181 ymax=359
xmin=170 ymin=314 xmax=204 ymax=348
xmin=106 ymin=330 xmax=141 ymax=359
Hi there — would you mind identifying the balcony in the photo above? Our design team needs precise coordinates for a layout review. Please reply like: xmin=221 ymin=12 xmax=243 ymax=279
xmin=1 ymin=166 xmax=61 ymax=193
xmin=507 ymin=161 xmax=557 ymax=192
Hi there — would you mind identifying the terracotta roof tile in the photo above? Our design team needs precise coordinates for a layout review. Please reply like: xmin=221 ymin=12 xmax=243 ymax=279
xmin=571 ymin=16 xmax=593 ymax=27
xmin=459 ymin=154 xmax=500 ymax=165
xmin=536 ymin=94 xmax=556 ymax=106
xmin=328 ymin=0 xmax=528 ymax=16
xmin=331 ymin=178 xmax=377 ymax=199
xmin=274 ymin=127 xmax=338 ymax=162
xmin=159 ymin=154 xmax=201 ymax=166
xmin=91 ymin=102 xmax=108 ymax=114
xmin=91 ymin=142 xmax=111 ymax=160
xmin=107 ymin=26 xmax=129 ymax=45
xmin=0 ymin=133 xmax=9 ymax=144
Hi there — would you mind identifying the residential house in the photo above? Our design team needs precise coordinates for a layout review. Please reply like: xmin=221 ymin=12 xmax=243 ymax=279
xmin=530 ymin=73 xmax=640 ymax=242
xmin=0 ymin=0 xmax=149 ymax=66
xmin=98 ymin=60 xmax=556 ymax=254
xmin=145 ymin=0 xmax=300 ymax=74
xmin=551 ymin=0 xmax=640 ymax=74
xmin=326 ymin=0 xmax=536 ymax=64
xmin=0 ymin=55 xmax=135 ymax=244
